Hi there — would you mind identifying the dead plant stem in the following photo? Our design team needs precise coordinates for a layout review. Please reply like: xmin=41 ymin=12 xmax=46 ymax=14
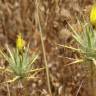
xmin=5 ymin=75 xmax=11 ymax=96
xmin=35 ymin=0 xmax=52 ymax=96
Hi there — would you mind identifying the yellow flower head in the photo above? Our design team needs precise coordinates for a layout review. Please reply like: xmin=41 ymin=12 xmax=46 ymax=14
xmin=16 ymin=33 xmax=25 ymax=50
xmin=90 ymin=4 xmax=96 ymax=26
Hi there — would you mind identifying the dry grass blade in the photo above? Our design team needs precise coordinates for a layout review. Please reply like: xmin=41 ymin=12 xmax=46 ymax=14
xmin=1 ymin=76 xmax=20 ymax=84
xmin=64 ymin=59 xmax=83 ymax=67
xmin=0 ymin=49 xmax=10 ymax=62
xmin=26 ymin=76 xmax=39 ymax=81
xmin=0 ymin=67 xmax=5 ymax=70
xmin=5 ymin=45 xmax=15 ymax=63
xmin=92 ymin=58 xmax=96 ymax=66
xmin=27 ymin=67 xmax=45 ymax=73
xmin=57 ymin=43 xmax=81 ymax=52
xmin=30 ymin=54 xmax=39 ymax=65
xmin=0 ymin=67 xmax=12 ymax=73
xmin=76 ymin=80 xmax=84 ymax=96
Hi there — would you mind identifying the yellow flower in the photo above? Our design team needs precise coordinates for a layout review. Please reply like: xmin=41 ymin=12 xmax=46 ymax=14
xmin=90 ymin=4 xmax=96 ymax=27
xmin=16 ymin=33 xmax=25 ymax=50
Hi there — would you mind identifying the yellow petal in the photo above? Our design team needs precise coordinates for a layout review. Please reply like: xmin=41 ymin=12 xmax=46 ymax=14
xmin=90 ymin=4 xmax=96 ymax=26
xmin=16 ymin=33 xmax=25 ymax=50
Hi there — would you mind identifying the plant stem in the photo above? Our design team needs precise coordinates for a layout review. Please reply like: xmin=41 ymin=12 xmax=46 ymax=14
xmin=90 ymin=62 xmax=96 ymax=96
xmin=6 ymin=77 xmax=11 ymax=96
xmin=35 ymin=0 xmax=52 ymax=96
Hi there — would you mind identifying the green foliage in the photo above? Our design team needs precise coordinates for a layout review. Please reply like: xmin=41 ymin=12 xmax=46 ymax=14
xmin=0 ymin=44 xmax=39 ymax=78
xmin=72 ymin=23 xmax=96 ymax=59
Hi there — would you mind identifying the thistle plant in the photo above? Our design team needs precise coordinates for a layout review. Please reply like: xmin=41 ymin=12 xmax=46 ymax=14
xmin=71 ymin=4 xmax=96 ymax=95
xmin=70 ymin=3 xmax=96 ymax=60
xmin=57 ymin=3 xmax=96 ymax=96
xmin=67 ymin=10 xmax=96 ymax=96
xmin=71 ymin=23 xmax=96 ymax=60
xmin=0 ymin=33 xmax=44 ymax=83
xmin=69 ymin=21 xmax=96 ymax=96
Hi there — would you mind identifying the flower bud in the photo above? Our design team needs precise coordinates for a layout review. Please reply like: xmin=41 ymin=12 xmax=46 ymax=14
xmin=90 ymin=4 xmax=96 ymax=27
xmin=16 ymin=33 xmax=25 ymax=50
